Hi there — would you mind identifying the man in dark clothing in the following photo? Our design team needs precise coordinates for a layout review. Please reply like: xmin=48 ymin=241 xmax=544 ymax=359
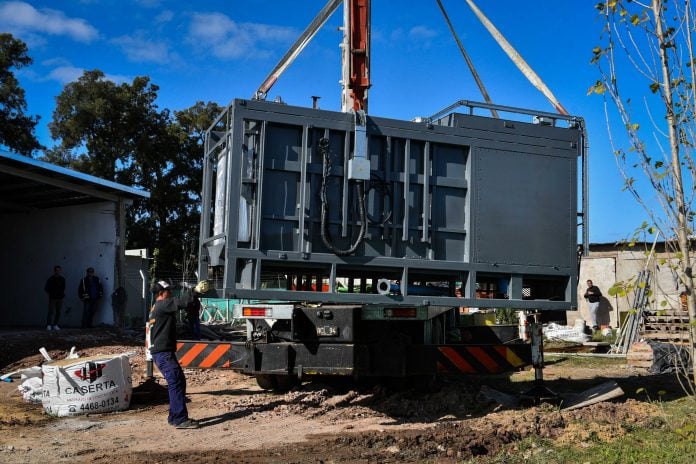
xmin=583 ymin=279 xmax=602 ymax=330
xmin=78 ymin=267 xmax=103 ymax=328
xmin=186 ymin=296 xmax=201 ymax=340
xmin=45 ymin=265 xmax=65 ymax=331
xmin=149 ymin=280 xmax=203 ymax=429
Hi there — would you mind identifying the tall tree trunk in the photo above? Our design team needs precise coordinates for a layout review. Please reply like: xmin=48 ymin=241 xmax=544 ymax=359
xmin=652 ymin=0 xmax=696 ymax=386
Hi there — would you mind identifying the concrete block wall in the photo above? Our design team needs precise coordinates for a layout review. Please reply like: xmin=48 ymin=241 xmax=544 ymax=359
xmin=568 ymin=248 xmax=691 ymax=329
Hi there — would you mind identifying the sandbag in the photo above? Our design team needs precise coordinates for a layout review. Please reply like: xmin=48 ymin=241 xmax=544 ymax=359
xmin=41 ymin=354 xmax=132 ymax=417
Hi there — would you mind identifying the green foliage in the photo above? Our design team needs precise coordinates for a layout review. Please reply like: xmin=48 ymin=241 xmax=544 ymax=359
xmin=495 ymin=308 xmax=517 ymax=324
xmin=590 ymin=328 xmax=616 ymax=342
xmin=47 ymin=69 xmax=222 ymax=274
xmin=0 ymin=33 xmax=41 ymax=155
xmin=608 ymin=281 xmax=628 ymax=298
xmin=675 ymin=423 xmax=696 ymax=441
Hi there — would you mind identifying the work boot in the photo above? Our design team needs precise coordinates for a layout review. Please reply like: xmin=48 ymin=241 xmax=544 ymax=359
xmin=175 ymin=419 xmax=200 ymax=429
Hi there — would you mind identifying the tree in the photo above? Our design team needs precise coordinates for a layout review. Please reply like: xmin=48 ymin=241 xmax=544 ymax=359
xmin=49 ymin=72 xmax=221 ymax=276
xmin=591 ymin=0 xmax=696 ymax=390
xmin=121 ymin=101 xmax=221 ymax=276
xmin=49 ymin=70 xmax=161 ymax=180
xmin=0 ymin=33 xmax=40 ymax=155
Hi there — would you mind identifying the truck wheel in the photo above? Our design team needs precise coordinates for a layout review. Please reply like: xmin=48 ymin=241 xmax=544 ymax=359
xmin=272 ymin=374 xmax=298 ymax=392
xmin=255 ymin=374 xmax=276 ymax=390
xmin=255 ymin=374 xmax=298 ymax=392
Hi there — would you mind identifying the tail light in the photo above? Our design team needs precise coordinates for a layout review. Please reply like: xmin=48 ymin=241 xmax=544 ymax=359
xmin=242 ymin=307 xmax=273 ymax=317
xmin=384 ymin=307 xmax=417 ymax=318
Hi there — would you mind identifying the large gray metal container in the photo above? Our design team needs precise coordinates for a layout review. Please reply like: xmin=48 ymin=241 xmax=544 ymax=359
xmin=199 ymin=99 xmax=583 ymax=310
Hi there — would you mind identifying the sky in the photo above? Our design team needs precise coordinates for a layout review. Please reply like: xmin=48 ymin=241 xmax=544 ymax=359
xmin=0 ymin=0 xmax=662 ymax=244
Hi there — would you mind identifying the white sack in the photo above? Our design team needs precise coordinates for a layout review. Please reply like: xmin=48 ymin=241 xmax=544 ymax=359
xmin=41 ymin=354 xmax=132 ymax=417
xmin=543 ymin=322 xmax=591 ymax=343
xmin=18 ymin=377 xmax=43 ymax=403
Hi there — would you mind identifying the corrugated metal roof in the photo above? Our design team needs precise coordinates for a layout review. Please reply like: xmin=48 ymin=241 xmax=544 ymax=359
xmin=0 ymin=151 xmax=150 ymax=214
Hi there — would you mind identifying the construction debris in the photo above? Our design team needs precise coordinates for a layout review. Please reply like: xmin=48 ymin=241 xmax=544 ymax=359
xmin=543 ymin=321 xmax=591 ymax=343
xmin=41 ymin=353 xmax=133 ymax=417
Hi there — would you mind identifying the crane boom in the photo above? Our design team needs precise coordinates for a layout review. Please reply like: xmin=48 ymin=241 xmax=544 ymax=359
xmin=341 ymin=0 xmax=371 ymax=112
xmin=254 ymin=0 xmax=342 ymax=101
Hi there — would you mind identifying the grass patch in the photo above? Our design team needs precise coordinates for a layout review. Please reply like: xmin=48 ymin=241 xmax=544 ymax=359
xmin=543 ymin=353 xmax=627 ymax=369
xmin=590 ymin=329 xmax=617 ymax=343
xmin=465 ymin=397 xmax=696 ymax=464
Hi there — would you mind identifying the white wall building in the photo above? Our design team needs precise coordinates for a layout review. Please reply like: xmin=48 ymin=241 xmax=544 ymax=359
xmin=0 ymin=151 xmax=149 ymax=328
xmin=570 ymin=243 xmax=691 ymax=328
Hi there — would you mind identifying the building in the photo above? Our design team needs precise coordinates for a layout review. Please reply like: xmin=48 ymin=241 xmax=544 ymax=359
xmin=571 ymin=242 xmax=693 ymax=329
xmin=0 ymin=151 xmax=149 ymax=328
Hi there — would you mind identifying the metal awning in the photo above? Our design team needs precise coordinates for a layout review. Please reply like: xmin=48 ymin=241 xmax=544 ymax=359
xmin=0 ymin=151 xmax=150 ymax=214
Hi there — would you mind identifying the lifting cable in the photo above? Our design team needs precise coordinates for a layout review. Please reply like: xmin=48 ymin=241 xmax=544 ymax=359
xmin=435 ymin=0 xmax=499 ymax=118
xmin=319 ymin=137 xmax=367 ymax=256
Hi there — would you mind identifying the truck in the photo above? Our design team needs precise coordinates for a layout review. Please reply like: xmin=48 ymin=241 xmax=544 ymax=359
xmin=173 ymin=1 xmax=588 ymax=392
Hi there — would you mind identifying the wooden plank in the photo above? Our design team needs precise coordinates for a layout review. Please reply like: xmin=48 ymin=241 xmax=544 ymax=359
xmin=626 ymin=353 xmax=653 ymax=361
xmin=562 ymin=381 xmax=625 ymax=410
xmin=643 ymin=310 xmax=689 ymax=317
xmin=627 ymin=360 xmax=653 ymax=368
xmin=640 ymin=332 xmax=691 ymax=340
xmin=644 ymin=316 xmax=690 ymax=323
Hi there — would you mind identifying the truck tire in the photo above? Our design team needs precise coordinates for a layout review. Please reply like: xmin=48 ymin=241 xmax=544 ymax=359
xmin=255 ymin=374 xmax=276 ymax=390
xmin=272 ymin=374 xmax=298 ymax=392
xmin=255 ymin=374 xmax=298 ymax=392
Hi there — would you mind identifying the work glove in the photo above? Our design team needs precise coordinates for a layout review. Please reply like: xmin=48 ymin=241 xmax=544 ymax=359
xmin=194 ymin=280 xmax=209 ymax=294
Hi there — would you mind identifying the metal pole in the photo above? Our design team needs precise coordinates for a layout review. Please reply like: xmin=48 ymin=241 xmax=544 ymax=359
xmin=341 ymin=0 xmax=351 ymax=112
xmin=254 ymin=0 xmax=342 ymax=100
xmin=463 ymin=0 xmax=570 ymax=116
xmin=435 ymin=0 xmax=498 ymax=118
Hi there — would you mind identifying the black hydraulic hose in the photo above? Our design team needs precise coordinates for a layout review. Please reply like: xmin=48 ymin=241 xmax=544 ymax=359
xmin=319 ymin=137 xmax=367 ymax=256
xmin=366 ymin=173 xmax=392 ymax=225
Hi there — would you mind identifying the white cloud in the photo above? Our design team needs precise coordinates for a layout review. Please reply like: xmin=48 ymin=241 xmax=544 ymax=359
xmin=111 ymin=33 xmax=180 ymax=65
xmin=389 ymin=28 xmax=405 ymax=42
xmin=46 ymin=65 xmax=84 ymax=84
xmin=45 ymin=65 xmax=129 ymax=84
xmin=134 ymin=0 xmax=161 ymax=8
xmin=155 ymin=10 xmax=173 ymax=23
xmin=188 ymin=12 xmax=295 ymax=60
xmin=409 ymin=25 xmax=438 ymax=40
xmin=386 ymin=25 xmax=438 ymax=45
xmin=0 ymin=1 xmax=98 ymax=42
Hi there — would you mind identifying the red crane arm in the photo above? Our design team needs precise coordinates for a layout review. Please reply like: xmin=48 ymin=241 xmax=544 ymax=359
xmin=349 ymin=0 xmax=370 ymax=112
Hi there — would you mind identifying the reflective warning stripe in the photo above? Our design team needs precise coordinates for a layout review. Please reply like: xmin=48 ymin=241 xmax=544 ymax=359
xmin=495 ymin=346 xmax=525 ymax=368
xmin=438 ymin=347 xmax=476 ymax=373
xmin=178 ymin=343 xmax=207 ymax=367
xmin=466 ymin=346 xmax=498 ymax=373
xmin=435 ymin=345 xmax=531 ymax=374
xmin=199 ymin=344 xmax=231 ymax=368
xmin=176 ymin=342 xmax=240 ymax=369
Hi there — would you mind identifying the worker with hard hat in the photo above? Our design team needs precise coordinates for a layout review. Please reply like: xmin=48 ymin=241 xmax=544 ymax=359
xmin=148 ymin=279 xmax=208 ymax=429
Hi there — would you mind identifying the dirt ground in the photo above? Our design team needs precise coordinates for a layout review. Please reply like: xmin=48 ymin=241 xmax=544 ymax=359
xmin=0 ymin=328 xmax=684 ymax=463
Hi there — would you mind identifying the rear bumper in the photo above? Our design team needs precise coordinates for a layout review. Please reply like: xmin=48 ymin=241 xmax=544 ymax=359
xmin=176 ymin=340 xmax=531 ymax=377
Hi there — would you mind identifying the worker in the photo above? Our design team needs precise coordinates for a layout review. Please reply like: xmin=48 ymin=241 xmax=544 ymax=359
xmin=149 ymin=279 xmax=207 ymax=429
xmin=583 ymin=279 xmax=602 ymax=331
xmin=186 ymin=290 xmax=202 ymax=340
xmin=78 ymin=267 xmax=103 ymax=328
xmin=45 ymin=265 xmax=65 ymax=331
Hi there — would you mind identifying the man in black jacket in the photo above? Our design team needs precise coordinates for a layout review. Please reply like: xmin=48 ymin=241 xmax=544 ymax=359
xmin=78 ymin=267 xmax=103 ymax=328
xmin=149 ymin=280 xmax=204 ymax=429
xmin=584 ymin=279 xmax=602 ymax=330
xmin=44 ymin=265 xmax=65 ymax=331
